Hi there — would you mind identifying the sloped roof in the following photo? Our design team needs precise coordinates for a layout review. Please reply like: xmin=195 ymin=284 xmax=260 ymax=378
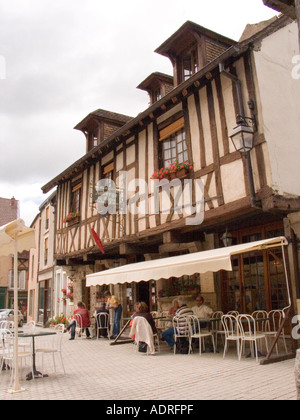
xmin=155 ymin=20 xmax=236 ymax=57
xmin=74 ymin=109 xmax=133 ymax=131
xmin=239 ymin=16 xmax=279 ymax=42
xmin=137 ymin=72 xmax=174 ymax=91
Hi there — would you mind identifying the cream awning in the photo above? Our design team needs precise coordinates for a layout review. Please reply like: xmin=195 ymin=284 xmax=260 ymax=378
xmin=86 ymin=236 xmax=288 ymax=287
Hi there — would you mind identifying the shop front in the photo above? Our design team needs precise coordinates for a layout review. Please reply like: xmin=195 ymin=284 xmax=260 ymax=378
xmin=220 ymin=223 xmax=288 ymax=314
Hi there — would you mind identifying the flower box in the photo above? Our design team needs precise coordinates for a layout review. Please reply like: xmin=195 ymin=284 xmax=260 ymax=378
xmin=150 ymin=160 xmax=193 ymax=181
xmin=169 ymin=168 xmax=188 ymax=179
xmin=63 ymin=212 xmax=80 ymax=225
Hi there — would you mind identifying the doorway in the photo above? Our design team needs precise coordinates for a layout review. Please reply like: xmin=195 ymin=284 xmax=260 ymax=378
xmin=137 ymin=281 xmax=150 ymax=308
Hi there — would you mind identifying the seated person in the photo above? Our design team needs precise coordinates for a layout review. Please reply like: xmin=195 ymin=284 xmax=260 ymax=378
xmin=162 ymin=297 xmax=193 ymax=349
xmin=94 ymin=301 xmax=109 ymax=338
xmin=132 ymin=302 xmax=157 ymax=334
xmin=192 ymin=296 xmax=213 ymax=319
xmin=168 ymin=299 xmax=179 ymax=317
xmin=67 ymin=301 xmax=91 ymax=340
xmin=131 ymin=302 xmax=157 ymax=353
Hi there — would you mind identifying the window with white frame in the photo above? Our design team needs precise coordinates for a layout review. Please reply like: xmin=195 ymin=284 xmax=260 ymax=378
xmin=159 ymin=117 xmax=188 ymax=167
xmin=9 ymin=270 xmax=26 ymax=290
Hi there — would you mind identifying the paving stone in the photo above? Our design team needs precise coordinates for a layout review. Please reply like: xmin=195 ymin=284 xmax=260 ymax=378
xmin=0 ymin=327 xmax=297 ymax=400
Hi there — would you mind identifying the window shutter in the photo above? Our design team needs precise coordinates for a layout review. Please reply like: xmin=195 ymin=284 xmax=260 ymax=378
xmin=72 ymin=183 xmax=82 ymax=193
xmin=159 ymin=117 xmax=185 ymax=141
xmin=103 ymin=162 xmax=114 ymax=175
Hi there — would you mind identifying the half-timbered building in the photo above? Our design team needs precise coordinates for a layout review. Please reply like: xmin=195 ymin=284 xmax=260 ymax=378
xmin=42 ymin=15 xmax=300 ymax=321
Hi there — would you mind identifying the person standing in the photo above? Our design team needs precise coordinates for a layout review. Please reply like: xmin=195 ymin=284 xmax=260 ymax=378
xmin=104 ymin=291 xmax=122 ymax=339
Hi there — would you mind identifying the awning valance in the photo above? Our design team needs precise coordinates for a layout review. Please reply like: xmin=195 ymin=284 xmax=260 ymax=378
xmin=86 ymin=236 xmax=288 ymax=287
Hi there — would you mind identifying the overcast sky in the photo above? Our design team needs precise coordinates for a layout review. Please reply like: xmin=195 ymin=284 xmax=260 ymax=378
xmin=0 ymin=0 xmax=278 ymax=225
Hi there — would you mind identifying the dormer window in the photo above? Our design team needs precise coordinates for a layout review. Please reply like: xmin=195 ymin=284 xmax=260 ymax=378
xmin=93 ymin=129 xmax=99 ymax=148
xmin=153 ymin=87 xmax=162 ymax=103
xmin=137 ymin=73 xmax=174 ymax=106
xmin=75 ymin=109 xmax=133 ymax=153
xmin=155 ymin=21 xmax=236 ymax=87
xmin=182 ymin=47 xmax=198 ymax=81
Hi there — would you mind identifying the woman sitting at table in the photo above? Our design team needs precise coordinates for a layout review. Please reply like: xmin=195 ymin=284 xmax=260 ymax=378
xmin=67 ymin=301 xmax=91 ymax=340
xmin=132 ymin=302 xmax=157 ymax=334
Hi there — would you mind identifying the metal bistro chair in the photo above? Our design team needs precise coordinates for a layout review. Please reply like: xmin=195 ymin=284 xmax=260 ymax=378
xmin=251 ymin=310 xmax=269 ymax=353
xmin=264 ymin=309 xmax=288 ymax=354
xmin=19 ymin=321 xmax=36 ymax=351
xmin=96 ymin=313 xmax=110 ymax=340
xmin=172 ymin=315 xmax=190 ymax=355
xmin=227 ymin=311 xmax=239 ymax=317
xmin=0 ymin=329 xmax=34 ymax=385
xmin=210 ymin=311 xmax=225 ymax=349
xmin=251 ymin=311 xmax=268 ymax=333
xmin=238 ymin=314 xmax=269 ymax=362
xmin=36 ymin=324 xmax=66 ymax=375
xmin=188 ymin=315 xmax=216 ymax=355
xmin=221 ymin=314 xmax=242 ymax=360
xmin=74 ymin=313 xmax=87 ymax=339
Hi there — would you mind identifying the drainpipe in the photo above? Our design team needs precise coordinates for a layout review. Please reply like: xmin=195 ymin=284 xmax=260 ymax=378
xmin=219 ymin=63 xmax=261 ymax=210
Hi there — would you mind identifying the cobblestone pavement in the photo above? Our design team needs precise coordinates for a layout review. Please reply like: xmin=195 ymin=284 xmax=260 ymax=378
xmin=0 ymin=328 xmax=297 ymax=400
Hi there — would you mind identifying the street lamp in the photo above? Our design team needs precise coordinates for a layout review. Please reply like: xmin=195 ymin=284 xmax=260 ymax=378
xmin=221 ymin=229 xmax=233 ymax=247
xmin=229 ymin=115 xmax=260 ymax=208
xmin=229 ymin=116 xmax=255 ymax=154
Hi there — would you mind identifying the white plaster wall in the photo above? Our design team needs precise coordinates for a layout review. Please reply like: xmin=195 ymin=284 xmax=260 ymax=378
xmin=254 ymin=21 xmax=300 ymax=196
xmin=221 ymin=160 xmax=246 ymax=204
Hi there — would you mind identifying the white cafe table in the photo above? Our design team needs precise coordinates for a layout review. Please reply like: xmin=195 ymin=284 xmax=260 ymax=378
xmin=18 ymin=331 xmax=56 ymax=380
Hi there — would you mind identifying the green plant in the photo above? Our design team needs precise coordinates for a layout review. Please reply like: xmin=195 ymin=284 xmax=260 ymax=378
xmin=49 ymin=314 xmax=70 ymax=326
